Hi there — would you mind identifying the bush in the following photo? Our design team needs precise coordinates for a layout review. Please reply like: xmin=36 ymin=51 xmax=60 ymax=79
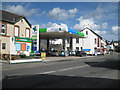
xmin=19 ymin=53 xmax=26 ymax=58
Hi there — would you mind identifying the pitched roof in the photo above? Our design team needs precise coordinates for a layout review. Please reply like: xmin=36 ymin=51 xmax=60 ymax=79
xmin=80 ymin=27 xmax=102 ymax=39
xmin=0 ymin=10 xmax=31 ymax=27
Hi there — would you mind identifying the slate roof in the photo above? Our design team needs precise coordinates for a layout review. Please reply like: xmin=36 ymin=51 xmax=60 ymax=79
xmin=0 ymin=10 xmax=31 ymax=27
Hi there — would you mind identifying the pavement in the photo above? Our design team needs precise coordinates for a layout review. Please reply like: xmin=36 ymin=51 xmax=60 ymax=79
xmin=1 ymin=53 xmax=119 ymax=88
xmin=1 ymin=55 xmax=97 ymax=70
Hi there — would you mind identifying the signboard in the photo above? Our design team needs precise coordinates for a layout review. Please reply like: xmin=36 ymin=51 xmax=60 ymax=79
xmin=32 ymin=25 xmax=39 ymax=52
xmin=15 ymin=37 xmax=31 ymax=42
xmin=16 ymin=43 xmax=21 ymax=51
xmin=21 ymin=44 xmax=26 ymax=51
xmin=27 ymin=45 xmax=30 ymax=51
xmin=83 ymin=49 xmax=91 ymax=51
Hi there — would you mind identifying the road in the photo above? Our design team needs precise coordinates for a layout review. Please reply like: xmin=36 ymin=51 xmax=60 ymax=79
xmin=1 ymin=53 xmax=119 ymax=88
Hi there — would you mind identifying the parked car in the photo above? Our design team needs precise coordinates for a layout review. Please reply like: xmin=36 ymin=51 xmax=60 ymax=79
xmin=76 ymin=51 xmax=87 ymax=57
xmin=59 ymin=51 xmax=65 ymax=56
xmin=69 ymin=51 xmax=76 ymax=56
xmin=49 ymin=50 xmax=59 ymax=56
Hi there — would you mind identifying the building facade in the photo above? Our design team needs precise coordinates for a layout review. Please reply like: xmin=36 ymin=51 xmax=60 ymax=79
xmin=80 ymin=27 xmax=102 ymax=55
xmin=49 ymin=27 xmax=105 ymax=55
xmin=0 ymin=10 xmax=32 ymax=57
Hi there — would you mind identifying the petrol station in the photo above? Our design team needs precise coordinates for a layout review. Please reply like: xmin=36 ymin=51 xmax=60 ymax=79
xmin=31 ymin=25 xmax=85 ymax=56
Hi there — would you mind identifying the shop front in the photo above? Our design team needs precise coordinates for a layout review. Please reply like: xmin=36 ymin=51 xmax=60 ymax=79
xmin=15 ymin=37 xmax=31 ymax=56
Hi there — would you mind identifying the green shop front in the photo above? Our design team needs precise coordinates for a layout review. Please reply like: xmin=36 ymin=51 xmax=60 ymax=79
xmin=15 ymin=37 xmax=32 ymax=56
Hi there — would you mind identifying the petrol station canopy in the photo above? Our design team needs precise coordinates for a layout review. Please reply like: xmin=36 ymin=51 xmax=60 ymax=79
xmin=39 ymin=28 xmax=85 ymax=39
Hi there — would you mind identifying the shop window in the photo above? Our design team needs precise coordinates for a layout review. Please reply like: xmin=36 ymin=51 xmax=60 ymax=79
xmin=2 ymin=43 xmax=6 ymax=49
xmin=1 ymin=24 xmax=6 ymax=35
xmin=21 ymin=44 xmax=26 ymax=51
xmin=15 ymin=26 xmax=19 ymax=36
xmin=16 ymin=43 xmax=21 ymax=51
xmin=76 ymin=38 xmax=79 ymax=43
xmin=26 ymin=28 xmax=30 ymax=38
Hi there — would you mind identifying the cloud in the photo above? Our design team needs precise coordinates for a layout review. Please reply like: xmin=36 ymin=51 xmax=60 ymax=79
xmin=40 ymin=22 xmax=68 ymax=31
xmin=74 ymin=16 xmax=100 ymax=30
xmin=84 ymin=5 xmax=104 ymax=21
xmin=112 ymin=26 xmax=119 ymax=35
xmin=40 ymin=22 xmax=68 ymax=27
xmin=102 ymin=22 xmax=108 ymax=29
xmin=48 ymin=7 xmax=78 ymax=20
xmin=4 ymin=5 xmax=45 ymax=17
xmin=36 ymin=11 xmax=46 ymax=16
xmin=94 ymin=30 xmax=106 ymax=35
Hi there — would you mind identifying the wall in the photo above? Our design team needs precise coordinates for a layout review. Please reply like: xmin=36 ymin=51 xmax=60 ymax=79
xmin=15 ymin=18 xmax=31 ymax=38
xmin=10 ymin=37 xmax=17 ymax=55
xmin=81 ymin=28 xmax=98 ymax=54
xmin=7 ymin=23 xmax=14 ymax=37
xmin=72 ymin=38 xmax=82 ymax=51
xmin=0 ymin=36 xmax=10 ymax=54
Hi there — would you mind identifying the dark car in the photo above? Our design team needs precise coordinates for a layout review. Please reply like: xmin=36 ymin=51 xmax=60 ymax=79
xmin=49 ymin=50 xmax=59 ymax=56
xmin=76 ymin=51 xmax=87 ymax=57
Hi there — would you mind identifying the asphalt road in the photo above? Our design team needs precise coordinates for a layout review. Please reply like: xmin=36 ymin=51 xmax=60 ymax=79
xmin=1 ymin=53 xmax=119 ymax=88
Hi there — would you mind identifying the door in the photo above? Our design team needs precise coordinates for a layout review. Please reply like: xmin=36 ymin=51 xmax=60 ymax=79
xmin=0 ymin=40 xmax=1 ymax=54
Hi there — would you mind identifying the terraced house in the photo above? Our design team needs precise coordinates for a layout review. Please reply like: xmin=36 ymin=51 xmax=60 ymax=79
xmin=0 ymin=10 xmax=32 ymax=59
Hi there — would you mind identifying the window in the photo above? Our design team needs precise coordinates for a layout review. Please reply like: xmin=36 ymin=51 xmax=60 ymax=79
xmin=95 ymin=38 xmax=97 ymax=44
xmin=86 ymin=31 xmax=88 ymax=35
xmin=26 ymin=28 xmax=30 ymax=38
xmin=81 ymin=47 xmax=83 ymax=51
xmin=76 ymin=47 xmax=79 ymax=51
xmin=2 ymin=43 xmax=6 ymax=49
xmin=1 ymin=24 xmax=6 ymax=34
xmin=67 ymin=39 xmax=70 ymax=43
xmin=15 ymin=26 xmax=19 ymax=36
xmin=76 ymin=38 xmax=79 ymax=43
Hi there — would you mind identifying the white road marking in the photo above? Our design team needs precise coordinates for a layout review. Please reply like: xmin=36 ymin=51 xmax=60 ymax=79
xmin=40 ymin=71 xmax=57 ymax=74
xmin=39 ymin=64 xmax=89 ymax=74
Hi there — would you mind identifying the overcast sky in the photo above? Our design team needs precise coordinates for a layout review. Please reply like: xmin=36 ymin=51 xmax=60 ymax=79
xmin=2 ymin=2 xmax=119 ymax=41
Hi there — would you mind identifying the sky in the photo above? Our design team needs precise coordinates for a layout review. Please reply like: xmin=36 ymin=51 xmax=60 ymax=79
xmin=2 ymin=2 xmax=119 ymax=41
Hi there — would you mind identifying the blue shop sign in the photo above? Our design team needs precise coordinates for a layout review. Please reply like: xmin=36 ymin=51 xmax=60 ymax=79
xmin=83 ymin=49 xmax=91 ymax=51
xmin=27 ymin=45 xmax=30 ymax=51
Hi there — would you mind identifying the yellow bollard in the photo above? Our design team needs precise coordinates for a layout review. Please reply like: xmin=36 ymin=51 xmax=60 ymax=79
xmin=41 ymin=52 xmax=46 ymax=60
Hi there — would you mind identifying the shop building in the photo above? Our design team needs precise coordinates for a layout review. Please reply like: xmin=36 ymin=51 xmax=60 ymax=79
xmin=0 ymin=10 xmax=32 ymax=57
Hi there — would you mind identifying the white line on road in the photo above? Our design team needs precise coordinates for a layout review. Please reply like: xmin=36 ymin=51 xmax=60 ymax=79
xmin=39 ymin=64 xmax=89 ymax=74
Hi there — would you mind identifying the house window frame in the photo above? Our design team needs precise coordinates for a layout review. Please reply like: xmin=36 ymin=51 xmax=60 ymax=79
xmin=76 ymin=38 xmax=79 ymax=44
xmin=67 ymin=39 xmax=70 ymax=43
xmin=2 ymin=43 xmax=6 ymax=49
xmin=95 ymin=38 xmax=97 ymax=44
xmin=86 ymin=31 xmax=88 ymax=35
xmin=26 ymin=28 xmax=30 ymax=38
xmin=1 ymin=23 xmax=7 ymax=35
xmin=14 ymin=25 xmax=20 ymax=37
